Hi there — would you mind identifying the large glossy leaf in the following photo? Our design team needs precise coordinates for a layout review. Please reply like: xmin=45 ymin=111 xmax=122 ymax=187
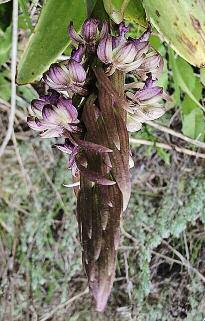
xmin=17 ymin=0 xmax=86 ymax=84
xmin=142 ymin=0 xmax=205 ymax=67
xmin=124 ymin=0 xmax=147 ymax=27
xmin=86 ymin=0 xmax=98 ymax=16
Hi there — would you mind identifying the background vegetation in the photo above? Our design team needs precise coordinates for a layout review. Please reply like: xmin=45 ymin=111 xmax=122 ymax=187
xmin=0 ymin=0 xmax=205 ymax=320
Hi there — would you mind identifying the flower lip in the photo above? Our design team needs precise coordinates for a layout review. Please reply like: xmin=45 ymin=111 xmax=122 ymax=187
xmin=71 ymin=44 xmax=85 ymax=63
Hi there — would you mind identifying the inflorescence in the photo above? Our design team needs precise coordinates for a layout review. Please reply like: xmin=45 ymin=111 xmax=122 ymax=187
xmin=27 ymin=18 xmax=167 ymax=178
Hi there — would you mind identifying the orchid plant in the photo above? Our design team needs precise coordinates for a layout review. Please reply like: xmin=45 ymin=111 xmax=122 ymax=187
xmin=26 ymin=18 xmax=167 ymax=311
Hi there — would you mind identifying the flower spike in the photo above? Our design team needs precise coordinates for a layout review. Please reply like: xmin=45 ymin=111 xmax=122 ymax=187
xmin=26 ymin=16 xmax=168 ymax=313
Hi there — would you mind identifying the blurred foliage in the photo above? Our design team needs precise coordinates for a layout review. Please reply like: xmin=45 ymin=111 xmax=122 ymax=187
xmin=0 ymin=1 xmax=12 ymax=31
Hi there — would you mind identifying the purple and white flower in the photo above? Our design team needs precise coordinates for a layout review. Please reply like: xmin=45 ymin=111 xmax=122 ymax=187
xmin=43 ymin=46 xmax=87 ymax=95
xmin=97 ymin=23 xmax=151 ymax=75
xmin=28 ymin=92 xmax=80 ymax=138
xmin=135 ymin=51 xmax=164 ymax=80
xmin=126 ymin=76 xmax=166 ymax=131
xmin=68 ymin=18 xmax=108 ymax=50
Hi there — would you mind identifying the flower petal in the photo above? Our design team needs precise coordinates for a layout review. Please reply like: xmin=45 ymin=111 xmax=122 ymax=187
xmin=57 ymin=96 xmax=79 ymax=123
xmin=138 ymin=23 xmax=151 ymax=43
xmin=97 ymin=35 xmax=113 ymax=64
xmin=42 ymin=104 xmax=59 ymax=123
xmin=135 ymin=87 xmax=163 ymax=102
xmin=54 ymin=143 xmax=73 ymax=154
xmin=82 ymin=18 xmax=99 ymax=43
xmin=126 ymin=116 xmax=142 ymax=132
xmin=40 ymin=127 xmax=63 ymax=138
xmin=27 ymin=117 xmax=45 ymax=131
xmin=113 ymin=42 xmax=137 ymax=64
xmin=117 ymin=56 xmax=145 ymax=72
xmin=68 ymin=22 xmax=83 ymax=43
xmin=67 ymin=59 xmax=86 ymax=83
xmin=134 ymin=106 xmax=165 ymax=122
xmin=31 ymin=99 xmax=45 ymax=112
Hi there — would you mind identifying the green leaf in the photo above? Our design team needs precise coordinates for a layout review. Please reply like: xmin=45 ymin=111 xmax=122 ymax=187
xmin=17 ymin=0 xmax=86 ymax=84
xmin=86 ymin=0 xmax=98 ymax=16
xmin=18 ymin=85 xmax=38 ymax=102
xmin=0 ymin=73 xmax=10 ymax=101
xmin=182 ymin=108 xmax=204 ymax=141
xmin=0 ymin=25 xmax=11 ymax=65
xmin=181 ymin=79 xmax=204 ymax=141
xmin=149 ymin=35 xmax=166 ymax=56
xmin=200 ymin=68 xmax=205 ymax=87
xmin=103 ymin=0 xmax=147 ymax=26
xmin=169 ymin=49 xmax=203 ymax=110
xmin=142 ymin=0 xmax=205 ymax=67
xmin=124 ymin=0 xmax=147 ymax=27
xmin=157 ymin=147 xmax=170 ymax=165
xmin=19 ymin=0 xmax=33 ymax=32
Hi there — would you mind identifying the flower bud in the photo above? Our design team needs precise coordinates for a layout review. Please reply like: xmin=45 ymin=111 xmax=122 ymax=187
xmin=82 ymin=18 xmax=100 ymax=43
xmin=55 ymin=140 xmax=79 ymax=176
xmin=68 ymin=19 xmax=108 ymax=50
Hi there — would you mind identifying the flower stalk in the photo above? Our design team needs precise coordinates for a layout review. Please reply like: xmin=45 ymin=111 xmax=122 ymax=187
xmin=27 ymin=18 xmax=168 ymax=311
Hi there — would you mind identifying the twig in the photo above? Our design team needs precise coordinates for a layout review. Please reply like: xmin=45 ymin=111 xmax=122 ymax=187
xmin=121 ymin=224 xmax=139 ymax=248
xmin=162 ymin=240 xmax=205 ymax=283
xmin=183 ymin=231 xmax=190 ymax=274
xmin=0 ymin=99 xmax=26 ymax=121
xmin=151 ymin=250 xmax=186 ymax=267
xmin=145 ymin=120 xmax=205 ymax=149
xmin=123 ymin=252 xmax=132 ymax=302
xmin=121 ymin=227 xmax=205 ymax=284
xmin=39 ymin=288 xmax=89 ymax=321
xmin=12 ymin=131 xmax=32 ymax=192
xmin=130 ymin=137 xmax=205 ymax=159
xmin=0 ymin=0 xmax=18 ymax=157
xmin=0 ymin=219 xmax=11 ymax=233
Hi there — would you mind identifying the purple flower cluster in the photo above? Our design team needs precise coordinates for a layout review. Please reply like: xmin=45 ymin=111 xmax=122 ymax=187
xmin=27 ymin=18 xmax=167 ymax=178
